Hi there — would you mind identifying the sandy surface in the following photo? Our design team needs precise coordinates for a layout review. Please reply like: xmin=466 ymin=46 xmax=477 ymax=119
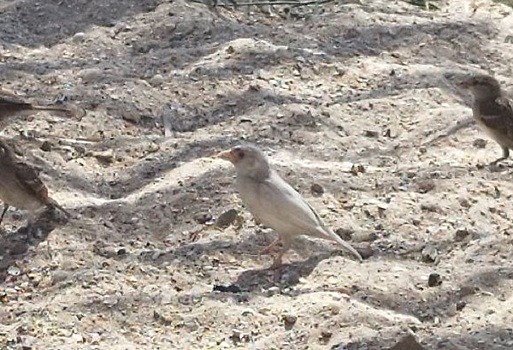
xmin=1 ymin=0 xmax=513 ymax=348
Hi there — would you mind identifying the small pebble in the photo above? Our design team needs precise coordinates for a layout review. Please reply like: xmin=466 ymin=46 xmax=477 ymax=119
xmin=454 ymin=228 xmax=471 ymax=241
xmin=428 ymin=273 xmax=442 ymax=287
xmin=473 ymin=138 xmax=487 ymax=148
xmin=72 ymin=32 xmax=86 ymax=43
xmin=213 ymin=284 xmax=242 ymax=293
xmin=150 ymin=74 xmax=165 ymax=86
xmin=79 ymin=68 xmax=104 ymax=84
xmin=282 ymin=314 xmax=297 ymax=329
xmin=456 ymin=300 xmax=466 ymax=311
xmin=310 ymin=183 xmax=324 ymax=196
xmin=215 ymin=209 xmax=238 ymax=228
xmin=194 ymin=212 xmax=212 ymax=224
xmin=51 ymin=270 xmax=70 ymax=285
xmin=40 ymin=141 xmax=52 ymax=152
xmin=364 ymin=130 xmax=379 ymax=138
xmin=421 ymin=245 xmax=438 ymax=263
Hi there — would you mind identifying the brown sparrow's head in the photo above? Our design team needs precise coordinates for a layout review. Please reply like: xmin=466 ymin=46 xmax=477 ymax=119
xmin=457 ymin=74 xmax=502 ymax=99
xmin=217 ymin=144 xmax=270 ymax=180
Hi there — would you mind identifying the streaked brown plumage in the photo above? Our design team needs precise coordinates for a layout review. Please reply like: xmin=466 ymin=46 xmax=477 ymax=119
xmin=456 ymin=74 xmax=513 ymax=165
xmin=0 ymin=138 xmax=69 ymax=224
xmin=0 ymin=90 xmax=85 ymax=129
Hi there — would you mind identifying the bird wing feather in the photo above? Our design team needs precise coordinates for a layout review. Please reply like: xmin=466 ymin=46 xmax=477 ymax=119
xmin=476 ymin=97 xmax=513 ymax=139
xmin=241 ymin=171 xmax=338 ymax=240
xmin=11 ymin=160 xmax=49 ymax=202
xmin=245 ymin=173 xmax=361 ymax=260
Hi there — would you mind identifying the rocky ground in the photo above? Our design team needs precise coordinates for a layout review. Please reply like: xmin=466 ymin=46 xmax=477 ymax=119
xmin=1 ymin=0 xmax=513 ymax=349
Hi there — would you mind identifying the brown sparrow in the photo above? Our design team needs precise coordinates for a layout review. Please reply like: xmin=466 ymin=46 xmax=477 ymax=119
xmin=455 ymin=74 xmax=513 ymax=166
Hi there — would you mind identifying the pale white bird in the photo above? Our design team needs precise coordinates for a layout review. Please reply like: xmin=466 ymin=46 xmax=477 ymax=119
xmin=217 ymin=144 xmax=363 ymax=268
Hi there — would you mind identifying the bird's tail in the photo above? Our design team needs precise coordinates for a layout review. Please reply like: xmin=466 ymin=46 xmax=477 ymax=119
xmin=328 ymin=228 xmax=363 ymax=262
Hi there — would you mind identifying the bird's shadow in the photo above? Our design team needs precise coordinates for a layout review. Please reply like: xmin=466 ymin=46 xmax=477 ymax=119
xmin=233 ymin=251 xmax=343 ymax=292
xmin=0 ymin=208 xmax=66 ymax=282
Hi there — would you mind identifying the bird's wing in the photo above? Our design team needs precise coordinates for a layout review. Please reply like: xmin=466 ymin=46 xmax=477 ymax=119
xmin=255 ymin=172 xmax=334 ymax=238
xmin=476 ymin=97 xmax=513 ymax=138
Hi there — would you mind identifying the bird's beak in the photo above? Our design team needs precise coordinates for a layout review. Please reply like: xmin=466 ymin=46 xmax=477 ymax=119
xmin=216 ymin=149 xmax=236 ymax=163
xmin=456 ymin=80 xmax=470 ymax=89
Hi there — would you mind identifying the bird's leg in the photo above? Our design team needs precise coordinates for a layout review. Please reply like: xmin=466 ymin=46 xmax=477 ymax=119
xmin=0 ymin=204 xmax=9 ymax=225
xmin=259 ymin=237 xmax=281 ymax=255
xmin=269 ymin=239 xmax=292 ymax=269
xmin=489 ymin=147 xmax=509 ymax=168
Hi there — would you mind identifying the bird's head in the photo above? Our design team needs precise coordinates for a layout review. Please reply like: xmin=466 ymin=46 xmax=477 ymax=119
xmin=456 ymin=74 xmax=502 ymax=100
xmin=217 ymin=144 xmax=271 ymax=180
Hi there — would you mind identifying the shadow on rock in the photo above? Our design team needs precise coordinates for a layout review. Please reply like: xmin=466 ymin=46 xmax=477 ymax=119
xmin=234 ymin=252 xmax=331 ymax=290
xmin=0 ymin=208 xmax=68 ymax=283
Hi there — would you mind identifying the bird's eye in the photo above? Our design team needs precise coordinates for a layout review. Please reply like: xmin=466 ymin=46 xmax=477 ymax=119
xmin=235 ymin=149 xmax=245 ymax=158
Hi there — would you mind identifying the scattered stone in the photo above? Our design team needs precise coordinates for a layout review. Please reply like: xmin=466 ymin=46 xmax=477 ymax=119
xmin=456 ymin=300 xmax=466 ymax=311
xmin=414 ymin=179 xmax=435 ymax=193
xmin=458 ymin=197 xmax=471 ymax=208
xmin=364 ymin=130 xmax=380 ymax=138
xmin=229 ymin=329 xmax=250 ymax=344
xmin=226 ymin=45 xmax=236 ymax=54
xmin=454 ymin=228 xmax=471 ymax=241
xmin=40 ymin=141 xmax=52 ymax=152
xmin=7 ymin=265 xmax=21 ymax=276
xmin=194 ymin=211 xmax=213 ymax=224
xmin=72 ymin=32 xmax=86 ymax=43
xmin=458 ymin=285 xmax=477 ymax=297
xmin=117 ymin=247 xmax=127 ymax=256
xmin=310 ymin=183 xmax=324 ymax=196
xmin=352 ymin=231 xmax=378 ymax=242
xmin=350 ymin=164 xmax=365 ymax=175
xmin=282 ymin=314 xmax=297 ymax=330
xmin=428 ymin=273 xmax=442 ymax=287
xmin=473 ymin=138 xmax=487 ymax=148
xmin=213 ymin=284 xmax=242 ymax=293
xmin=92 ymin=150 xmax=115 ymax=164
xmin=79 ymin=68 xmax=104 ymax=84
xmin=20 ymin=335 xmax=38 ymax=349
xmin=390 ymin=334 xmax=425 ymax=350
xmin=153 ymin=310 xmax=172 ymax=325
xmin=421 ymin=245 xmax=438 ymax=263
xmin=319 ymin=330 xmax=333 ymax=343
xmin=215 ymin=209 xmax=238 ymax=228
xmin=384 ymin=127 xmax=400 ymax=138
xmin=51 ymin=270 xmax=71 ymax=285
xmin=150 ymin=74 xmax=165 ymax=86
xmin=420 ymin=202 xmax=443 ymax=213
